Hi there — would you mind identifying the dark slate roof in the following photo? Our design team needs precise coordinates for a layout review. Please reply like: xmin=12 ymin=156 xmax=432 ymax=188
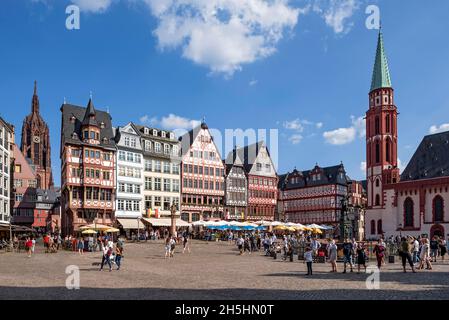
xmin=35 ymin=188 xmax=60 ymax=204
xmin=178 ymin=122 xmax=222 ymax=159
xmin=233 ymin=141 xmax=266 ymax=173
xmin=280 ymin=163 xmax=348 ymax=190
xmin=134 ymin=124 xmax=176 ymax=143
xmin=360 ymin=180 xmax=368 ymax=193
xmin=401 ymin=131 xmax=449 ymax=181
xmin=278 ymin=173 xmax=289 ymax=189
xmin=60 ymin=102 xmax=116 ymax=150
xmin=81 ymin=99 xmax=99 ymax=127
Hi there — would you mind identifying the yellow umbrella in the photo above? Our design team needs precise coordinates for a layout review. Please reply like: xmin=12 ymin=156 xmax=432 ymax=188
xmin=80 ymin=224 xmax=111 ymax=231
xmin=274 ymin=225 xmax=287 ymax=231
xmin=303 ymin=227 xmax=313 ymax=232
xmin=81 ymin=229 xmax=97 ymax=234
xmin=105 ymin=228 xmax=120 ymax=233
xmin=286 ymin=227 xmax=297 ymax=232
xmin=312 ymin=228 xmax=323 ymax=234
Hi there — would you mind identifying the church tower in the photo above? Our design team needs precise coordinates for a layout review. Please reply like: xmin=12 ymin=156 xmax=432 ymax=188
xmin=366 ymin=30 xmax=399 ymax=209
xmin=20 ymin=81 xmax=53 ymax=189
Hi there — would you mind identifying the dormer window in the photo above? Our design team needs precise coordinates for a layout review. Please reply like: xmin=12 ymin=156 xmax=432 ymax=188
xmin=83 ymin=130 xmax=89 ymax=139
xmin=103 ymin=137 xmax=108 ymax=143
xmin=100 ymin=122 xmax=105 ymax=129
xmin=71 ymin=132 xmax=78 ymax=139
xmin=170 ymin=133 xmax=174 ymax=140
xmin=153 ymin=130 xmax=158 ymax=136
xmin=70 ymin=116 xmax=76 ymax=123
xmin=162 ymin=131 xmax=166 ymax=138
xmin=144 ymin=128 xmax=149 ymax=135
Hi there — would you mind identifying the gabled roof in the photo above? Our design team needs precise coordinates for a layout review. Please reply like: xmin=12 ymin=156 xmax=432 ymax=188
xmin=224 ymin=147 xmax=245 ymax=171
xmin=370 ymin=30 xmax=392 ymax=92
xmin=401 ymin=130 xmax=449 ymax=181
xmin=280 ymin=163 xmax=348 ymax=190
xmin=178 ymin=122 xmax=222 ymax=159
xmin=234 ymin=141 xmax=265 ymax=173
xmin=60 ymin=102 xmax=116 ymax=151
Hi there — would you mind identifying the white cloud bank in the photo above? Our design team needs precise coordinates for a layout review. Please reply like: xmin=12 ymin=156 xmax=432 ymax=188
xmin=323 ymin=115 xmax=365 ymax=145
xmin=314 ymin=0 xmax=359 ymax=34
xmin=140 ymin=113 xmax=201 ymax=130
xmin=71 ymin=0 xmax=113 ymax=13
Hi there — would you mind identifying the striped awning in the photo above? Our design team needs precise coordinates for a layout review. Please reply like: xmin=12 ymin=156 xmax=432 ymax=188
xmin=142 ymin=218 xmax=191 ymax=227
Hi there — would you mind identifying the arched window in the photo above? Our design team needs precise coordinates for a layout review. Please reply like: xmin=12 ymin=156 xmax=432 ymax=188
xmin=375 ymin=142 xmax=380 ymax=163
xmin=367 ymin=142 xmax=371 ymax=166
xmin=391 ymin=115 xmax=395 ymax=133
xmin=404 ymin=197 xmax=414 ymax=228
xmin=386 ymin=115 xmax=390 ymax=133
xmin=386 ymin=139 xmax=391 ymax=162
xmin=377 ymin=220 xmax=383 ymax=234
xmin=371 ymin=220 xmax=376 ymax=235
xmin=375 ymin=194 xmax=380 ymax=206
xmin=375 ymin=116 xmax=380 ymax=135
xmin=433 ymin=196 xmax=444 ymax=222
xmin=376 ymin=178 xmax=380 ymax=187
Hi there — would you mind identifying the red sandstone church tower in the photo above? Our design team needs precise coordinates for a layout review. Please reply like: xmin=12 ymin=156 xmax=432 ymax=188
xmin=20 ymin=81 xmax=54 ymax=189
xmin=366 ymin=30 xmax=400 ymax=210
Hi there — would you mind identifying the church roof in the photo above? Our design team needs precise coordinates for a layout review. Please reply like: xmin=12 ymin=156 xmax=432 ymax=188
xmin=370 ymin=30 xmax=392 ymax=92
xmin=61 ymin=102 xmax=116 ymax=150
xmin=401 ymin=131 xmax=449 ymax=182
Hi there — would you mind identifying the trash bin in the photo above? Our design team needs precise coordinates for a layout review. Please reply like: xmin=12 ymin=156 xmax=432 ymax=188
xmin=388 ymin=255 xmax=395 ymax=264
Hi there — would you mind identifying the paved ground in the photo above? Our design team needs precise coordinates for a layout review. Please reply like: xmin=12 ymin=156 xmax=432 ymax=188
xmin=1 ymin=240 xmax=449 ymax=300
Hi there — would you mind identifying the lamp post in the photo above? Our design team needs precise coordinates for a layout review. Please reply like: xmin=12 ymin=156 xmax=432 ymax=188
xmin=137 ymin=216 xmax=140 ymax=242
xmin=9 ymin=215 xmax=13 ymax=251
xmin=398 ymin=223 xmax=403 ymax=237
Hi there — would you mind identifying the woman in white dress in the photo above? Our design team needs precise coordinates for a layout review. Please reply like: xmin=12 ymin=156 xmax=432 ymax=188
xmin=328 ymin=239 xmax=338 ymax=273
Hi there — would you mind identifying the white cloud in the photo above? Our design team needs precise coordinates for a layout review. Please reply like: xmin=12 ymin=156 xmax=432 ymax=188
xmin=160 ymin=114 xmax=201 ymax=130
xmin=316 ymin=122 xmax=323 ymax=129
xmin=360 ymin=161 xmax=366 ymax=172
xmin=283 ymin=119 xmax=304 ymax=132
xmin=314 ymin=0 xmax=359 ymax=34
xmin=72 ymin=0 xmax=113 ymax=12
xmin=145 ymin=0 xmax=302 ymax=76
xmin=288 ymin=134 xmax=303 ymax=145
xmin=323 ymin=115 xmax=365 ymax=145
xmin=429 ymin=123 xmax=449 ymax=134
xmin=249 ymin=79 xmax=258 ymax=86
xmin=139 ymin=114 xmax=158 ymax=126
xmin=323 ymin=127 xmax=356 ymax=145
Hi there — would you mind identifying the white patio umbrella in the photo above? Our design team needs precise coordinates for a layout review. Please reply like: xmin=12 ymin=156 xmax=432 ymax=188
xmin=307 ymin=224 xmax=326 ymax=230
xmin=270 ymin=221 xmax=284 ymax=227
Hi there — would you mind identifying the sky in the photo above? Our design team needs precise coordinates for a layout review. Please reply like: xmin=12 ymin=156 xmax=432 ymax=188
xmin=1 ymin=0 xmax=449 ymax=186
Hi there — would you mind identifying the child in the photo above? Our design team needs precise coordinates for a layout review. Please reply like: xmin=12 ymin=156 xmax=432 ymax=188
xmin=304 ymin=247 xmax=313 ymax=276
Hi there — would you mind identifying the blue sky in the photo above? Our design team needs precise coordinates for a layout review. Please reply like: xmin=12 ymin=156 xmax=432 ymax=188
xmin=1 ymin=0 xmax=449 ymax=186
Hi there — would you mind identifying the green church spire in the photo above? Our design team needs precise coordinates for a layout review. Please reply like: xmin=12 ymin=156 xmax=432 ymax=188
xmin=370 ymin=29 xmax=392 ymax=92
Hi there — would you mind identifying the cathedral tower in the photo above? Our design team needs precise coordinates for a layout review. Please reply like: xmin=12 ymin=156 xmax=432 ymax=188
xmin=20 ymin=81 xmax=53 ymax=189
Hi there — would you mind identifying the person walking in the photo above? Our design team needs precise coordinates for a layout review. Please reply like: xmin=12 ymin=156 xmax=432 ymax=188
xmin=430 ymin=236 xmax=439 ymax=263
xmin=328 ymin=239 xmax=338 ymax=273
xmin=244 ymin=236 xmax=251 ymax=255
xmin=304 ymin=247 xmax=313 ymax=276
xmin=164 ymin=237 xmax=171 ymax=259
xmin=169 ymin=236 xmax=176 ymax=258
xmin=115 ymin=244 xmax=123 ymax=270
xmin=77 ymin=237 xmax=84 ymax=255
xmin=356 ymin=243 xmax=367 ymax=274
xmin=236 ymin=236 xmax=244 ymax=255
xmin=418 ymin=238 xmax=432 ymax=270
xmin=25 ymin=237 xmax=33 ymax=258
xmin=342 ymin=238 xmax=354 ymax=273
xmin=100 ymin=242 xmax=112 ymax=271
xmin=31 ymin=237 xmax=36 ymax=255
xmin=373 ymin=239 xmax=386 ymax=270
xmin=399 ymin=237 xmax=416 ymax=273
xmin=182 ymin=231 xmax=191 ymax=254
xmin=412 ymin=237 xmax=420 ymax=265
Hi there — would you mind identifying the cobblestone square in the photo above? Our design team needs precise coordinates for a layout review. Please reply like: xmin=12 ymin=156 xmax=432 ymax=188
xmin=1 ymin=240 xmax=449 ymax=300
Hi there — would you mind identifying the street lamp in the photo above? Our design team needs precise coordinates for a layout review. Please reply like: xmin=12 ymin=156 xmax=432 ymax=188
xmin=398 ymin=223 xmax=403 ymax=237
xmin=170 ymin=203 xmax=178 ymax=237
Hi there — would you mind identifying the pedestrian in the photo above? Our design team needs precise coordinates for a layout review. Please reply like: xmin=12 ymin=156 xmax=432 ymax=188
xmin=43 ymin=234 xmax=50 ymax=253
xmin=373 ymin=239 xmax=386 ymax=270
xmin=439 ymin=238 xmax=447 ymax=262
xmin=418 ymin=238 xmax=432 ymax=270
xmin=169 ymin=236 xmax=176 ymax=257
xmin=244 ymin=236 xmax=251 ymax=254
xmin=100 ymin=242 xmax=112 ymax=272
xmin=25 ymin=237 xmax=33 ymax=258
xmin=311 ymin=237 xmax=321 ymax=258
xmin=304 ymin=247 xmax=313 ymax=276
xmin=115 ymin=244 xmax=123 ymax=270
xmin=182 ymin=231 xmax=191 ymax=254
xmin=327 ymin=239 xmax=338 ymax=273
xmin=399 ymin=237 xmax=416 ymax=273
xmin=342 ymin=238 xmax=354 ymax=273
xmin=430 ymin=236 xmax=439 ymax=262
xmin=31 ymin=237 xmax=36 ymax=254
xmin=412 ymin=237 xmax=420 ymax=265
xmin=356 ymin=243 xmax=367 ymax=274
xmin=236 ymin=236 xmax=244 ymax=255
xmin=77 ymin=237 xmax=84 ymax=255
xmin=164 ymin=237 xmax=171 ymax=259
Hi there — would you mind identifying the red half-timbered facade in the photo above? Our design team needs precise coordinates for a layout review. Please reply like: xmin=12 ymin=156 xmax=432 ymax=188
xmin=60 ymin=99 xmax=116 ymax=236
